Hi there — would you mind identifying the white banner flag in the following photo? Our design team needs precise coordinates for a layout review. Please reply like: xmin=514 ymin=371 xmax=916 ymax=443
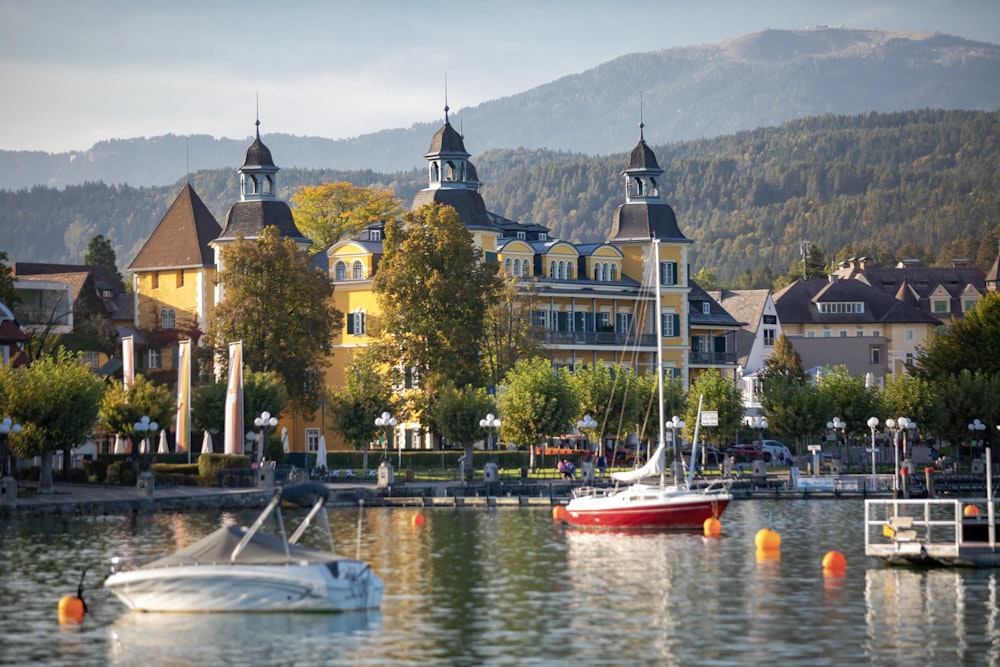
xmin=223 ymin=341 xmax=244 ymax=455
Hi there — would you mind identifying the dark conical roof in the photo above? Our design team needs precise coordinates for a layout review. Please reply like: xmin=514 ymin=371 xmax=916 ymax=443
xmin=129 ymin=184 xmax=222 ymax=270
xmin=627 ymin=139 xmax=661 ymax=171
xmin=609 ymin=202 xmax=690 ymax=243
xmin=426 ymin=120 xmax=469 ymax=156
xmin=219 ymin=200 xmax=307 ymax=241
xmin=242 ymin=121 xmax=275 ymax=168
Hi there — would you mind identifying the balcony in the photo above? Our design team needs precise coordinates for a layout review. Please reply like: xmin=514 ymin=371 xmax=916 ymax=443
xmin=688 ymin=351 xmax=737 ymax=365
xmin=541 ymin=332 xmax=657 ymax=347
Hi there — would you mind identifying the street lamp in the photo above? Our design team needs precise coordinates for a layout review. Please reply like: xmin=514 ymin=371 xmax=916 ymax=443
xmin=745 ymin=415 xmax=768 ymax=448
xmin=575 ymin=414 xmax=595 ymax=451
xmin=0 ymin=417 xmax=22 ymax=478
xmin=375 ymin=411 xmax=398 ymax=467
xmin=969 ymin=418 xmax=986 ymax=464
xmin=667 ymin=416 xmax=685 ymax=483
xmin=133 ymin=416 xmax=159 ymax=462
xmin=482 ymin=413 xmax=503 ymax=452
xmin=867 ymin=417 xmax=879 ymax=489
xmin=826 ymin=417 xmax=846 ymax=448
xmin=254 ymin=411 xmax=278 ymax=462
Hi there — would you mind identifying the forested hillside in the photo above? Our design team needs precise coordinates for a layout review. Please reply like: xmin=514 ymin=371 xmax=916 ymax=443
xmin=2 ymin=109 xmax=998 ymax=286
xmin=2 ymin=28 xmax=998 ymax=188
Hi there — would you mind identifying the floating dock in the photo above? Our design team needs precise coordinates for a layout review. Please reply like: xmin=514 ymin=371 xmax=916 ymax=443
xmin=865 ymin=498 xmax=1000 ymax=567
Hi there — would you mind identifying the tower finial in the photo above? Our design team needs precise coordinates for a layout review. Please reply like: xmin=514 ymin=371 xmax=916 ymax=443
xmin=444 ymin=74 xmax=450 ymax=123
xmin=255 ymin=92 xmax=261 ymax=139
xmin=639 ymin=90 xmax=645 ymax=141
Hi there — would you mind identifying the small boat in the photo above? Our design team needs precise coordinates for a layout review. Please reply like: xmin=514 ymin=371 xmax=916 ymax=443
xmin=104 ymin=482 xmax=383 ymax=612
xmin=564 ymin=239 xmax=731 ymax=530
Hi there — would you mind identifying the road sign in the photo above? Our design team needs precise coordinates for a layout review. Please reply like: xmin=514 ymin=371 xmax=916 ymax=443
xmin=701 ymin=410 xmax=718 ymax=426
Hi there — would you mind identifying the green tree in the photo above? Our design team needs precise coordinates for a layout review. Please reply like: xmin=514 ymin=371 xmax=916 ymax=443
xmin=481 ymin=277 xmax=545 ymax=390
xmin=208 ymin=226 xmax=341 ymax=410
xmin=758 ymin=333 xmax=807 ymax=386
xmin=498 ymin=358 xmax=578 ymax=470
xmin=881 ymin=372 xmax=942 ymax=433
xmin=0 ymin=349 xmax=105 ymax=492
xmin=290 ymin=182 xmax=402 ymax=255
xmin=816 ymin=365 xmax=882 ymax=443
xmin=189 ymin=371 xmax=288 ymax=457
xmin=684 ymin=369 xmax=743 ymax=447
xmin=373 ymin=203 xmax=502 ymax=391
xmin=85 ymin=233 xmax=125 ymax=289
xmin=328 ymin=349 xmax=395 ymax=468
xmin=429 ymin=383 xmax=496 ymax=480
xmin=760 ymin=375 xmax=830 ymax=456
xmin=691 ymin=267 xmax=718 ymax=290
xmin=914 ymin=292 xmax=1000 ymax=379
xmin=0 ymin=251 xmax=20 ymax=309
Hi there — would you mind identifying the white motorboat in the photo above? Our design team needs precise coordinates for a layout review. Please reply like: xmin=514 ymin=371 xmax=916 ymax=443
xmin=104 ymin=483 xmax=383 ymax=613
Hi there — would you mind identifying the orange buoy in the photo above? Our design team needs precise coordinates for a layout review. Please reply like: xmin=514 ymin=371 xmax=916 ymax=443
xmin=822 ymin=550 xmax=847 ymax=574
xmin=58 ymin=595 xmax=85 ymax=625
xmin=703 ymin=517 xmax=722 ymax=537
xmin=552 ymin=505 xmax=567 ymax=522
xmin=411 ymin=513 xmax=425 ymax=528
xmin=964 ymin=504 xmax=980 ymax=516
xmin=754 ymin=527 xmax=781 ymax=552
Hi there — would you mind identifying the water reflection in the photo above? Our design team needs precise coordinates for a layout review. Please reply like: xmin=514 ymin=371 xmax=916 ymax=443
xmin=5 ymin=501 xmax=1000 ymax=666
xmin=108 ymin=610 xmax=381 ymax=666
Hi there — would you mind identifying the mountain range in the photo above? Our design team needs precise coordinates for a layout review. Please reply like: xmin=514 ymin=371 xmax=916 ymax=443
xmin=3 ymin=27 xmax=999 ymax=190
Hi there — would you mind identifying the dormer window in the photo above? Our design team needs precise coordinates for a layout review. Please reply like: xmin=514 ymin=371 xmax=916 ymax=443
xmin=702 ymin=302 xmax=711 ymax=315
xmin=370 ymin=229 xmax=381 ymax=242
xmin=539 ymin=233 xmax=547 ymax=241
xmin=818 ymin=301 xmax=865 ymax=314
xmin=517 ymin=231 xmax=526 ymax=240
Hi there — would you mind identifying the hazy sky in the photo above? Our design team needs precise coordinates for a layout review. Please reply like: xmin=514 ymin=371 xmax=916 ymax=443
xmin=2 ymin=0 xmax=998 ymax=153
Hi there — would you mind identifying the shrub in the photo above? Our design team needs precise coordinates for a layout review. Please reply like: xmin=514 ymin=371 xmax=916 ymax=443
xmin=197 ymin=453 xmax=251 ymax=487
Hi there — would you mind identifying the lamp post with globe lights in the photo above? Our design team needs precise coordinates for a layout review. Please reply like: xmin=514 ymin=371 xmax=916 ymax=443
xmin=827 ymin=417 xmax=846 ymax=448
xmin=375 ymin=411 xmax=398 ymax=467
xmin=482 ymin=413 xmax=503 ymax=453
xmin=575 ymin=414 xmax=596 ymax=452
xmin=1 ymin=417 xmax=21 ymax=478
xmin=133 ymin=416 xmax=159 ymax=469
xmin=253 ymin=411 xmax=278 ymax=462
xmin=867 ymin=417 xmax=880 ymax=489
xmin=969 ymin=419 xmax=986 ymax=464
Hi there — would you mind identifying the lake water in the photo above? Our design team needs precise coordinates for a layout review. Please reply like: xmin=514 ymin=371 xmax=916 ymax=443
xmin=2 ymin=498 xmax=999 ymax=666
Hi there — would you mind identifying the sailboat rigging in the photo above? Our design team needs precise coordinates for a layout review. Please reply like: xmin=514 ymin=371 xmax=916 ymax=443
xmin=563 ymin=239 xmax=731 ymax=530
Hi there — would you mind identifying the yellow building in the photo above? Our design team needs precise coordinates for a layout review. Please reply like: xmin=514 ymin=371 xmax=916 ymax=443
xmin=325 ymin=112 xmax=741 ymax=450
xmin=127 ymin=184 xmax=221 ymax=375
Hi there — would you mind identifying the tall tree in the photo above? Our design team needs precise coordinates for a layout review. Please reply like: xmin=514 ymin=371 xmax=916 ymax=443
xmin=0 ymin=349 xmax=105 ymax=492
xmin=430 ymin=383 xmax=497 ymax=480
xmin=290 ymin=182 xmax=402 ymax=255
xmin=498 ymin=357 xmax=578 ymax=470
xmin=189 ymin=370 xmax=287 ymax=456
xmin=758 ymin=333 xmax=807 ymax=386
xmin=816 ymin=365 xmax=882 ymax=442
xmin=372 ymin=203 xmax=502 ymax=391
xmin=684 ymin=369 xmax=744 ymax=447
xmin=208 ymin=226 xmax=341 ymax=409
xmin=327 ymin=348 xmax=395 ymax=468
xmin=913 ymin=292 xmax=1000 ymax=379
xmin=481 ymin=277 xmax=545 ymax=390
xmin=760 ymin=375 xmax=830 ymax=455
xmin=0 ymin=251 xmax=20 ymax=309
xmin=85 ymin=234 xmax=124 ymax=288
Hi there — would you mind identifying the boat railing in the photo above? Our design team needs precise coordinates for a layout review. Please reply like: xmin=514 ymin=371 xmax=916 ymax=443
xmin=864 ymin=498 xmax=964 ymax=558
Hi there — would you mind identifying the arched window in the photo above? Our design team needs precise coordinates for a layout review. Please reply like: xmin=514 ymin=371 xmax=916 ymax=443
xmin=600 ymin=263 xmax=608 ymax=281
xmin=335 ymin=261 xmax=347 ymax=281
xmin=610 ymin=265 xmax=618 ymax=281
xmin=549 ymin=260 xmax=556 ymax=278
xmin=264 ymin=175 xmax=274 ymax=195
xmin=431 ymin=163 xmax=440 ymax=182
xmin=160 ymin=308 xmax=175 ymax=329
xmin=504 ymin=258 xmax=512 ymax=275
xmin=594 ymin=266 xmax=600 ymax=281
xmin=352 ymin=260 xmax=364 ymax=280
xmin=513 ymin=258 xmax=521 ymax=276
xmin=446 ymin=161 xmax=457 ymax=181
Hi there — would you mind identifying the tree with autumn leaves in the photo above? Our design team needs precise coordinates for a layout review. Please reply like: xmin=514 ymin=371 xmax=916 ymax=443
xmin=290 ymin=182 xmax=402 ymax=255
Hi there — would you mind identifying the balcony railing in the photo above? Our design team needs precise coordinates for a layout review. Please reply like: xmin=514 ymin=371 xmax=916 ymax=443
xmin=541 ymin=332 xmax=657 ymax=347
xmin=688 ymin=351 xmax=737 ymax=365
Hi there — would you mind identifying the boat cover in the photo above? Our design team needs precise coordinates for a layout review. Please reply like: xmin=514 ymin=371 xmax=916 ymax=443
xmin=144 ymin=526 xmax=335 ymax=568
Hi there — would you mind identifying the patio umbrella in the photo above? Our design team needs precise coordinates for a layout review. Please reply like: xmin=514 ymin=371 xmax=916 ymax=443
xmin=317 ymin=435 xmax=327 ymax=470
xmin=157 ymin=429 xmax=169 ymax=454
xmin=280 ymin=427 xmax=289 ymax=454
xmin=114 ymin=434 xmax=126 ymax=454
xmin=201 ymin=431 xmax=213 ymax=455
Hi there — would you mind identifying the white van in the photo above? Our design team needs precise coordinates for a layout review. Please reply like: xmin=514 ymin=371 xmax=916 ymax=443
xmin=760 ymin=440 xmax=793 ymax=465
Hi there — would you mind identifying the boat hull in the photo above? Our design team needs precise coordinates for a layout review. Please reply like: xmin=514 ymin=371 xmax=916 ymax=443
xmin=564 ymin=485 xmax=730 ymax=530
xmin=105 ymin=560 xmax=383 ymax=613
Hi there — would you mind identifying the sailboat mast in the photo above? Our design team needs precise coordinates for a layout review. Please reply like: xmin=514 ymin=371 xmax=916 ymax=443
xmin=653 ymin=240 xmax=667 ymax=489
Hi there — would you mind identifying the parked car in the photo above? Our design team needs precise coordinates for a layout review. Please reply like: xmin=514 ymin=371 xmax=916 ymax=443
xmin=726 ymin=444 xmax=765 ymax=462
xmin=760 ymin=440 xmax=794 ymax=465
xmin=682 ymin=445 xmax=725 ymax=467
